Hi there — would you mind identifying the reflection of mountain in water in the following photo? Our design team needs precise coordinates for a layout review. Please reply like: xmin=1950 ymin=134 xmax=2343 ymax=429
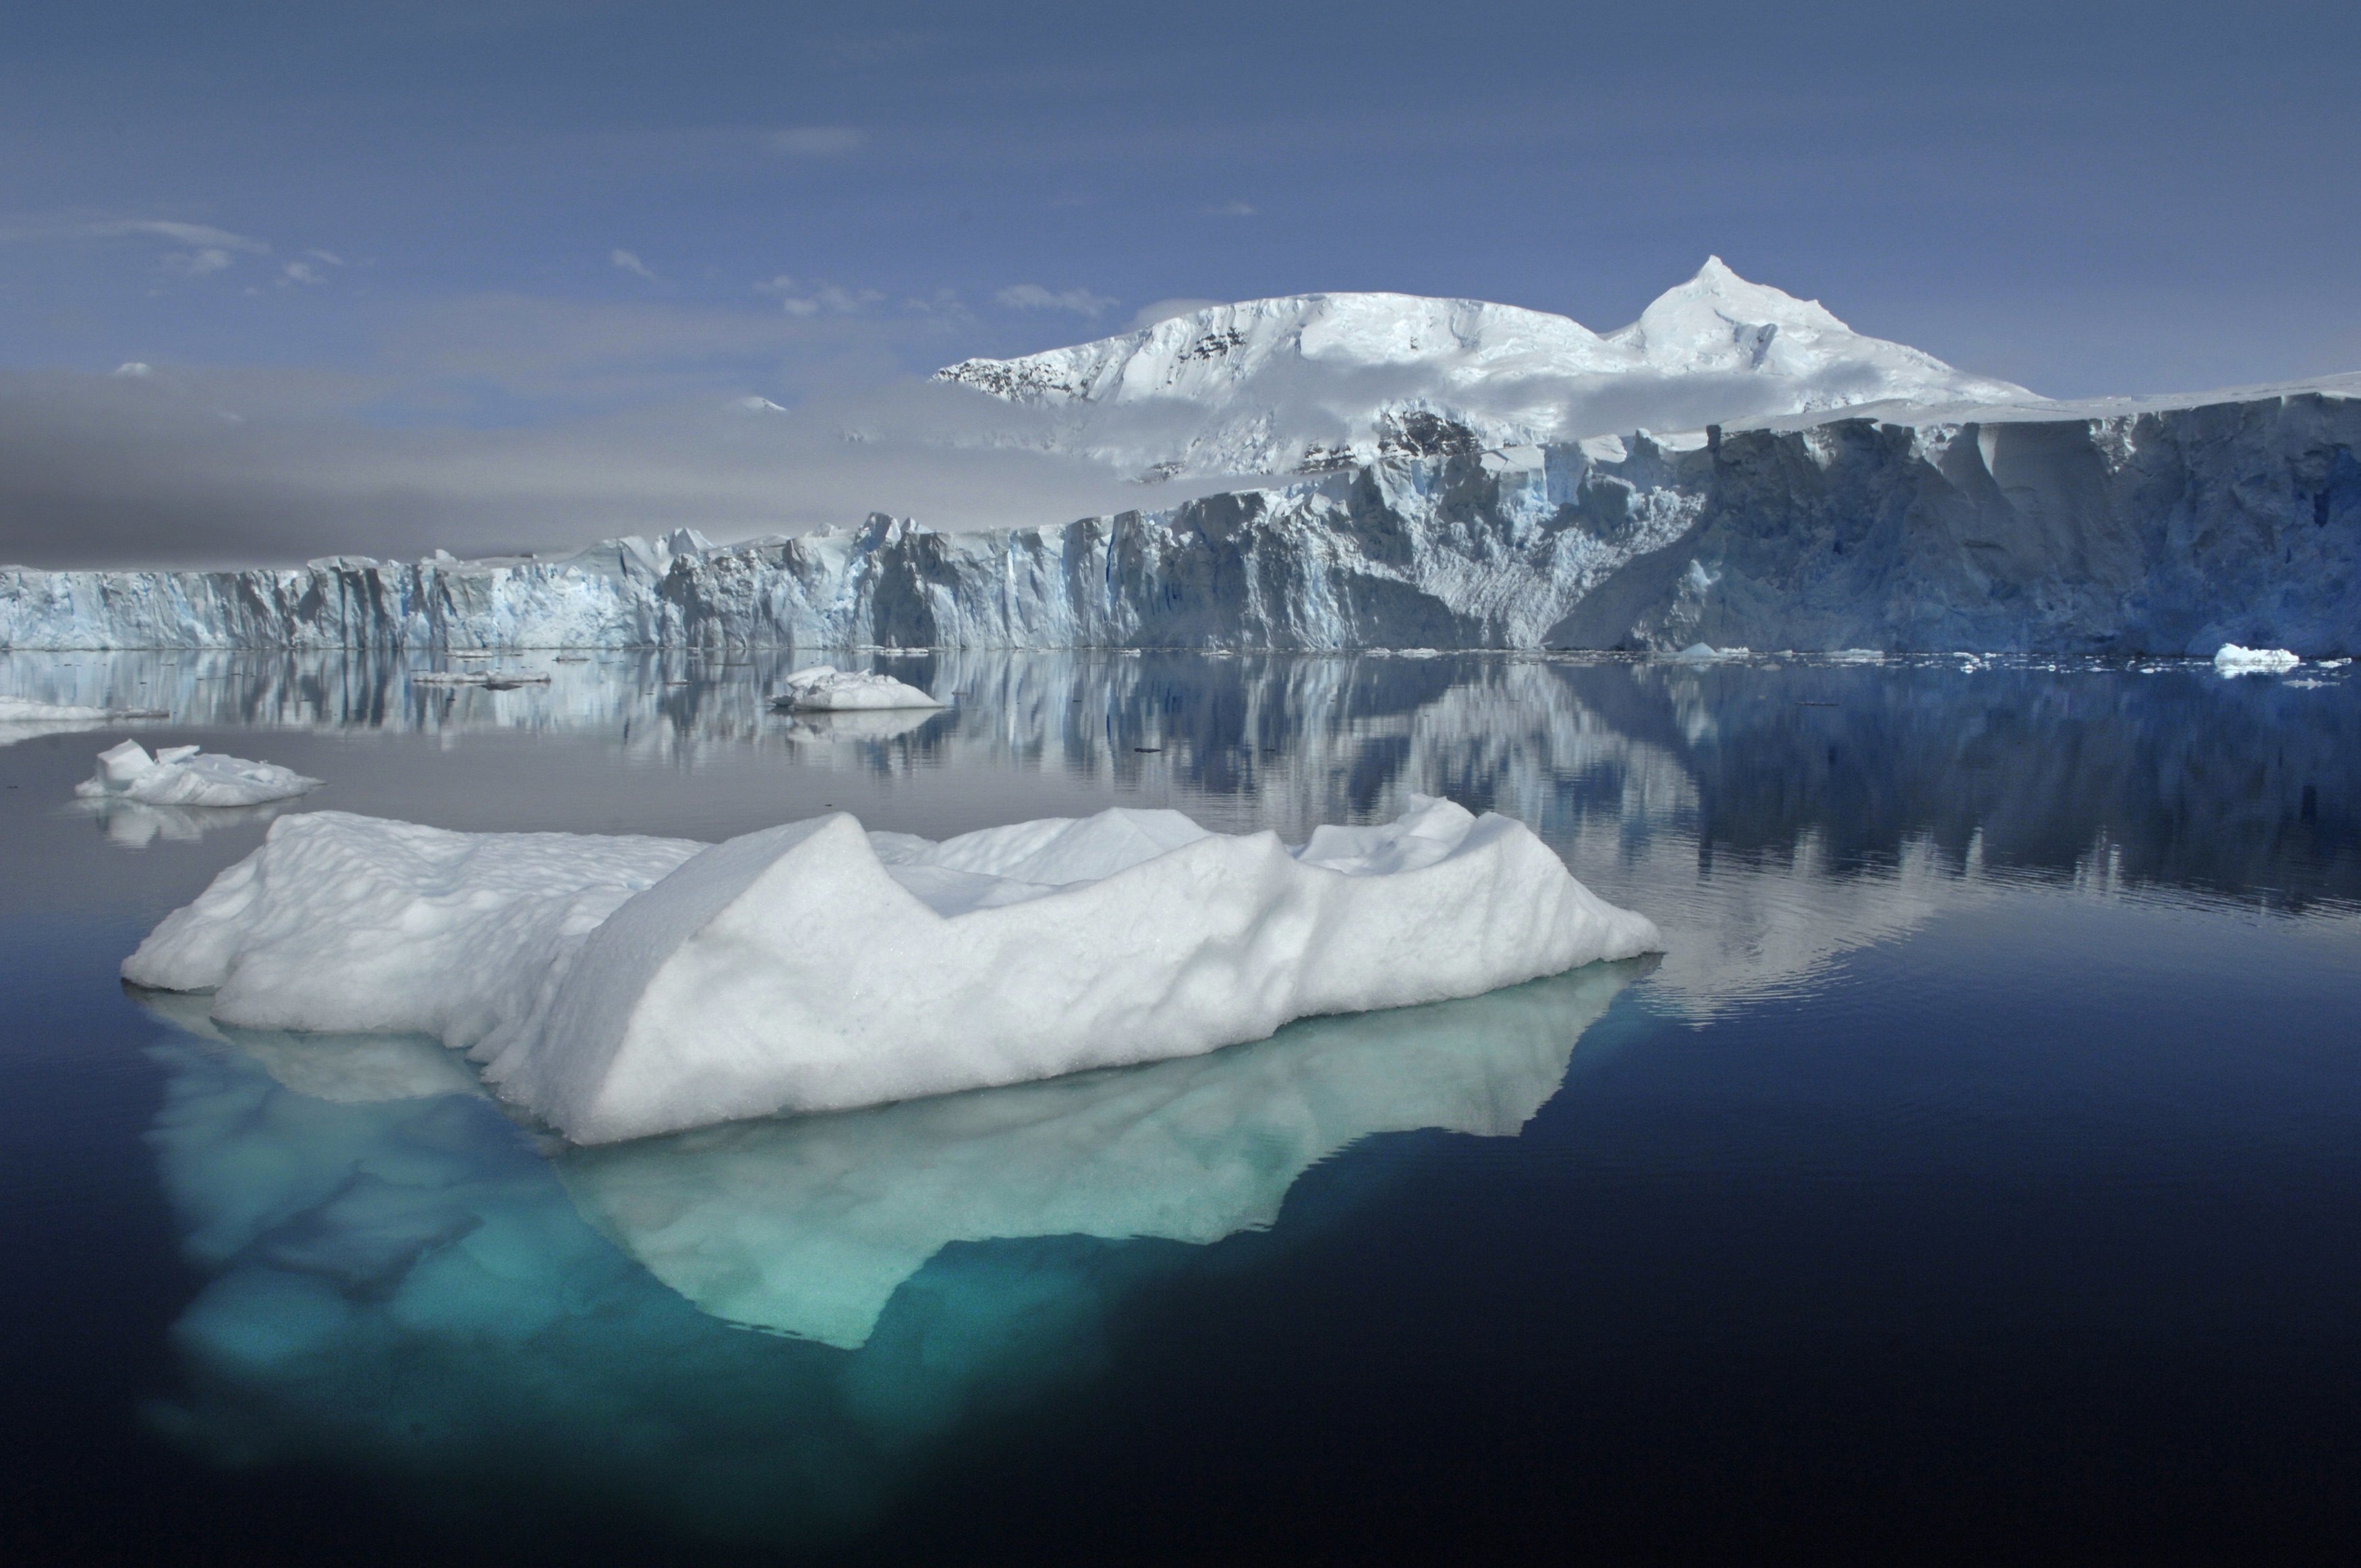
xmin=559 ymin=964 xmax=1637 ymax=1347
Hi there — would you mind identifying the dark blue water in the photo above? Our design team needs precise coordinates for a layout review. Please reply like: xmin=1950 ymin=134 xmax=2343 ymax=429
xmin=2 ymin=649 xmax=2357 ymax=1565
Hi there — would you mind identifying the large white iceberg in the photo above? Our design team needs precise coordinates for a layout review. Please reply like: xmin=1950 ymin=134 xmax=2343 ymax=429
xmin=2213 ymin=643 xmax=2302 ymax=674
xmin=124 ymin=798 xmax=1660 ymax=1143
xmin=771 ymin=664 xmax=944 ymax=712
xmin=75 ymin=738 xmax=320 ymax=807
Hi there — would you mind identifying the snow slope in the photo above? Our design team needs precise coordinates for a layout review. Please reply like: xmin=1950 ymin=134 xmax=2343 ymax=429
xmin=123 ymin=799 xmax=1661 ymax=1143
xmin=935 ymin=258 xmax=2032 ymax=479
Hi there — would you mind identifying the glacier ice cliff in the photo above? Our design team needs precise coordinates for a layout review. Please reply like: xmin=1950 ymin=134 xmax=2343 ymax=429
xmin=3 ymin=379 xmax=2355 ymax=656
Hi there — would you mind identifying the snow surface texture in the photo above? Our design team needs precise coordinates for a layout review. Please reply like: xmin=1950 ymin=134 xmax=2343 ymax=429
xmin=124 ymin=798 xmax=1661 ymax=1144
xmin=2213 ymin=643 xmax=2302 ymax=674
xmin=934 ymin=260 xmax=2032 ymax=481
xmin=772 ymin=664 xmax=944 ymax=711
xmin=74 ymin=738 xmax=319 ymax=807
xmin=5 ymin=382 xmax=2356 ymax=656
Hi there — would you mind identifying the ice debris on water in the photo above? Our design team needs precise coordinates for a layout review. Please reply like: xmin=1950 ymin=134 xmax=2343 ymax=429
xmin=76 ymin=739 xmax=318 ymax=808
xmin=770 ymin=664 xmax=944 ymax=712
xmin=2213 ymin=643 xmax=2302 ymax=674
xmin=122 ymin=797 xmax=1661 ymax=1144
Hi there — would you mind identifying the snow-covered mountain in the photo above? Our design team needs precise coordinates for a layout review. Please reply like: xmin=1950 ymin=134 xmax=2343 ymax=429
xmin=934 ymin=258 xmax=2035 ymax=480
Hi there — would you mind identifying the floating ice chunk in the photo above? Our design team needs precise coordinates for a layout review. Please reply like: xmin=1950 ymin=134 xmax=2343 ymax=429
xmin=770 ymin=664 xmax=944 ymax=712
xmin=74 ymin=739 xmax=320 ymax=807
xmin=127 ymin=799 xmax=1661 ymax=1144
xmin=486 ymin=795 xmax=1660 ymax=1142
xmin=0 ymin=694 xmax=167 ymax=746
xmin=2213 ymin=643 xmax=2302 ymax=674
xmin=1824 ymin=647 xmax=1885 ymax=664
xmin=0 ymin=695 xmax=115 ymax=722
xmin=559 ymin=961 xmax=1639 ymax=1347
xmin=1672 ymin=643 xmax=1749 ymax=662
xmin=124 ymin=813 xmax=701 ymax=1046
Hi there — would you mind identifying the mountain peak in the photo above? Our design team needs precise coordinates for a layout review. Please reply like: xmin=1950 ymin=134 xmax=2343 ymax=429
xmin=933 ymin=264 xmax=2035 ymax=480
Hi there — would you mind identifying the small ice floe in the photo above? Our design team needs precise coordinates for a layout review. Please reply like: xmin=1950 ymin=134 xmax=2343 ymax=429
xmin=1824 ymin=648 xmax=1885 ymax=664
xmin=75 ymin=739 xmax=318 ymax=808
xmin=0 ymin=694 xmax=170 ymax=746
xmin=1672 ymin=643 xmax=1749 ymax=662
xmin=2213 ymin=643 xmax=2302 ymax=674
xmin=2319 ymin=658 xmax=2352 ymax=670
xmin=124 ymin=796 xmax=1661 ymax=1145
xmin=770 ymin=664 xmax=944 ymax=712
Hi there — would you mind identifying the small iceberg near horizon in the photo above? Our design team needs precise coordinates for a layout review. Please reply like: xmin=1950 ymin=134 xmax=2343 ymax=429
xmin=75 ymin=739 xmax=318 ymax=809
xmin=121 ymin=797 xmax=1661 ymax=1144
xmin=2213 ymin=643 xmax=2302 ymax=674
xmin=770 ymin=664 xmax=944 ymax=712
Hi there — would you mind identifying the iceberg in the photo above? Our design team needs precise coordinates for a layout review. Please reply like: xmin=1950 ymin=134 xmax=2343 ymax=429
xmin=74 ymin=738 xmax=320 ymax=807
xmin=2213 ymin=643 xmax=2302 ymax=674
xmin=123 ymin=798 xmax=1661 ymax=1144
xmin=771 ymin=664 xmax=944 ymax=711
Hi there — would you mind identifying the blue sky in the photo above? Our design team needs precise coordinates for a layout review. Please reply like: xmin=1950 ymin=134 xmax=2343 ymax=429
xmin=3 ymin=0 xmax=2356 ymax=563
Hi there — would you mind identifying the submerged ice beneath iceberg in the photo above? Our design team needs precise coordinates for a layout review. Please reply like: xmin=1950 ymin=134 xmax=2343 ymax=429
xmin=124 ymin=798 xmax=1661 ymax=1143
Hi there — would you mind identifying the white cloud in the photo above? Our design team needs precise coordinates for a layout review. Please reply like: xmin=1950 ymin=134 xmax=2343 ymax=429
xmin=304 ymin=248 xmax=347 ymax=266
xmin=995 ymin=284 xmax=1118 ymax=319
xmin=610 ymin=248 xmax=660 ymax=281
xmin=765 ymin=125 xmax=866 ymax=156
xmin=281 ymin=260 xmax=328 ymax=287
xmin=1205 ymin=200 xmax=1257 ymax=217
xmin=162 ymin=247 xmax=237 ymax=276
xmin=0 ymin=214 xmax=274 ymax=279
xmin=1129 ymin=297 xmax=1224 ymax=330
xmin=111 ymin=361 xmax=154 ymax=378
xmin=756 ymin=274 xmax=881 ymax=316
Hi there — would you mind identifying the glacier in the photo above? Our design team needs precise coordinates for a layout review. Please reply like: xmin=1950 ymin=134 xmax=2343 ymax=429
xmin=4 ymin=382 xmax=2355 ymax=658
xmin=125 ymin=798 xmax=1661 ymax=1143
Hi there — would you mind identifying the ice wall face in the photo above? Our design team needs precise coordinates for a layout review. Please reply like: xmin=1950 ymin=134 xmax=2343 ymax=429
xmin=3 ymin=386 xmax=2356 ymax=655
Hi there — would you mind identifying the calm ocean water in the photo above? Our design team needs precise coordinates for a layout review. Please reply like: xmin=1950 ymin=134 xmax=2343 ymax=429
xmin=2 ymin=648 xmax=2356 ymax=1565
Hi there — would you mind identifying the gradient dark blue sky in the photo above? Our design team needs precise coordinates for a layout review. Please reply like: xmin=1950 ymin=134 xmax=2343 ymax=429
xmin=2 ymin=0 xmax=2356 ymax=563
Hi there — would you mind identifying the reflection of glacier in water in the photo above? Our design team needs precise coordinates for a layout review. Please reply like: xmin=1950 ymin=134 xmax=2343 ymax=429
xmin=39 ymin=643 xmax=2353 ymax=1012
xmin=135 ymin=963 xmax=1639 ymax=1542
